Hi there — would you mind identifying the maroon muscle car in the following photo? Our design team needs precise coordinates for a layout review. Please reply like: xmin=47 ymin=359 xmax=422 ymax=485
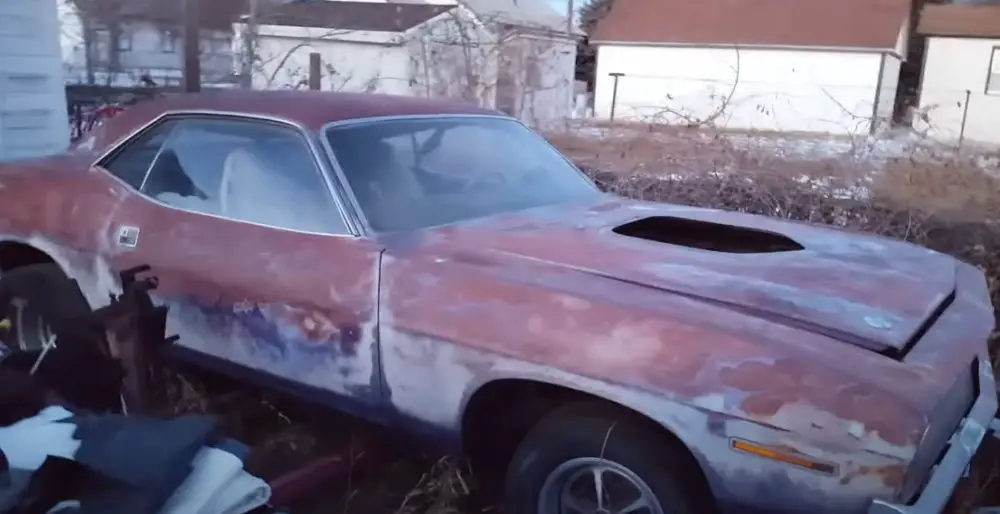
xmin=0 ymin=89 xmax=996 ymax=514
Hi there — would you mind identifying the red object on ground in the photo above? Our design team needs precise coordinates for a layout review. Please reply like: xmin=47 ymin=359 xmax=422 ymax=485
xmin=267 ymin=453 xmax=352 ymax=507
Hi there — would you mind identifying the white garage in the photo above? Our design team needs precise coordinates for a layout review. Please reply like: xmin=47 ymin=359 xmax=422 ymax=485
xmin=0 ymin=0 xmax=70 ymax=162
xmin=590 ymin=0 xmax=911 ymax=135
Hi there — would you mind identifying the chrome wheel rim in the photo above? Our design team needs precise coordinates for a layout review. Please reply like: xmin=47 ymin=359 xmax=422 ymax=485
xmin=538 ymin=457 xmax=664 ymax=514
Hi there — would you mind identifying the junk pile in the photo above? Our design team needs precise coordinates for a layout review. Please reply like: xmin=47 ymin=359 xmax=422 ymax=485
xmin=0 ymin=265 xmax=273 ymax=514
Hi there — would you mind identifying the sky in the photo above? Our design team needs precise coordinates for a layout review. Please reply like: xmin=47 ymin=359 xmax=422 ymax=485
xmin=546 ymin=0 xmax=581 ymax=23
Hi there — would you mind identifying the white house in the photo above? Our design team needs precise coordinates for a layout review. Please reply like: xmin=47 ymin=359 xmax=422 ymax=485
xmin=0 ymin=0 xmax=70 ymax=162
xmin=240 ymin=1 xmax=458 ymax=95
xmin=915 ymin=2 xmax=1000 ymax=145
xmin=57 ymin=0 xmax=242 ymax=87
xmin=590 ymin=0 xmax=912 ymax=135
xmin=240 ymin=0 xmax=580 ymax=127
xmin=457 ymin=0 xmax=582 ymax=125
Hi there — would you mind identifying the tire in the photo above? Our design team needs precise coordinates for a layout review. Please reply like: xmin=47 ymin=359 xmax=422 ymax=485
xmin=0 ymin=263 xmax=92 ymax=352
xmin=505 ymin=402 xmax=703 ymax=514
xmin=0 ymin=263 xmax=126 ymax=414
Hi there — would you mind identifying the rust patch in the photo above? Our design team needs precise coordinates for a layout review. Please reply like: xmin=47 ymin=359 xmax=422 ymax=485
xmin=719 ymin=358 xmax=925 ymax=447
xmin=839 ymin=463 xmax=906 ymax=490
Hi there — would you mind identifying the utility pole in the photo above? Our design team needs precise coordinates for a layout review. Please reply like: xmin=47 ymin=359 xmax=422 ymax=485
xmin=182 ymin=0 xmax=201 ymax=92
xmin=566 ymin=0 xmax=574 ymax=34
xmin=308 ymin=53 xmax=321 ymax=90
xmin=241 ymin=0 xmax=259 ymax=88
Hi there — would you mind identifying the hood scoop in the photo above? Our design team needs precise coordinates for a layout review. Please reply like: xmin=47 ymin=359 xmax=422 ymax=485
xmin=612 ymin=216 xmax=805 ymax=254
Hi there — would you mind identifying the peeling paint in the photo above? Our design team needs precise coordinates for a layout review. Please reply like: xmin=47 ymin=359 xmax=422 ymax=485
xmin=0 ymin=93 xmax=994 ymax=514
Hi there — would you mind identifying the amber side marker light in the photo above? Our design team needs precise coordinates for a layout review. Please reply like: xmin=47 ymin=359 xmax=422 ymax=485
xmin=730 ymin=439 xmax=838 ymax=475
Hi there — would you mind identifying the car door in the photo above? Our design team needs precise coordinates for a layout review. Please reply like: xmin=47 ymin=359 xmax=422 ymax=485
xmin=94 ymin=113 xmax=383 ymax=408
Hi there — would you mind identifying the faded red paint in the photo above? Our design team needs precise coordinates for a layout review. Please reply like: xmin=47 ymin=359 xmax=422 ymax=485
xmin=380 ymin=197 xmax=989 ymax=454
xmin=80 ymin=89 xmax=496 ymax=153
xmin=0 ymin=90 xmax=992 ymax=511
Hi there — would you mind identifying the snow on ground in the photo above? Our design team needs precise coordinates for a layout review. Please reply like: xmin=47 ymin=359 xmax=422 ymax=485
xmin=552 ymin=121 xmax=1000 ymax=202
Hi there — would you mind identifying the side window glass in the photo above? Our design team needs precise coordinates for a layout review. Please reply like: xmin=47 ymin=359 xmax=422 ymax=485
xmin=101 ymin=121 xmax=179 ymax=189
xmin=140 ymin=118 xmax=348 ymax=235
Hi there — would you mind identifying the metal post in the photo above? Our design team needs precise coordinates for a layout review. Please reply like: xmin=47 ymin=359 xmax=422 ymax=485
xmin=182 ymin=0 xmax=201 ymax=93
xmin=958 ymin=89 xmax=971 ymax=149
xmin=308 ymin=53 xmax=322 ymax=90
xmin=566 ymin=0 xmax=574 ymax=34
xmin=609 ymin=72 xmax=624 ymax=121
xmin=241 ymin=0 xmax=258 ymax=88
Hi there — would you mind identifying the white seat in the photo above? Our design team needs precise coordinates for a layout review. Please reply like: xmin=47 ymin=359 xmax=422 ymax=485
xmin=220 ymin=147 xmax=332 ymax=232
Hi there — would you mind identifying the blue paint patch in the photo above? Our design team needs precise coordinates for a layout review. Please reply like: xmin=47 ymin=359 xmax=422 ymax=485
xmin=163 ymin=295 xmax=364 ymax=381
xmin=164 ymin=344 xmax=461 ymax=451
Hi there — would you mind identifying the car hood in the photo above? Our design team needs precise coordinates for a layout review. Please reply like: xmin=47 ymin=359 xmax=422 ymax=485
xmin=425 ymin=196 xmax=957 ymax=355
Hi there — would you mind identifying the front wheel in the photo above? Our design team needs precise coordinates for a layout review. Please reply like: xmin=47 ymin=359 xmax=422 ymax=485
xmin=505 ymin=402 xmax=703 ymax=514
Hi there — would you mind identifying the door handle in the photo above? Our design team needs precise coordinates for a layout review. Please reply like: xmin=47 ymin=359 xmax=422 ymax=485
xmin=114 ymin=225 xmax=140 ymax=249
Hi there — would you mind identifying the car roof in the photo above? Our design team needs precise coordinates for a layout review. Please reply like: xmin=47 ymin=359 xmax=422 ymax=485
xmin=86 ymin=89 xmax=502 ymax=154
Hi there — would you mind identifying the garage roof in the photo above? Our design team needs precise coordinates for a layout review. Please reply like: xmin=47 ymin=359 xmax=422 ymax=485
xmin=252 ymin=1 xmax=455 ymax=31
xmin=917 ymin=4 xmax=1000 ymax=38
xmin=591 ymin=0 xmax=911 ymax=50
xmin=72 ymin=0 xmax=455 ymax=32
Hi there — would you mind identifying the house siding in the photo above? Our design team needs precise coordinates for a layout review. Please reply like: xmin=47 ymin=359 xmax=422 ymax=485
xmin=594 ymin=45 xmax=886 ymax=134
xmin=406 ymin=9 xmax=499 ymax=107
xmin=240 ymin=7 xmax=577 ymax=125
xmin=917 ymin=36 xmax=1000 ymax=144
xmin=0 ymin=0 xmax=69 ymax=162
xmin=247 ymin=24 xmax=410 ymax=94
xmin=405 ymin=10 xmax=576 ymax=127
xmin=500 ymin=34 xmax=576 ymax=128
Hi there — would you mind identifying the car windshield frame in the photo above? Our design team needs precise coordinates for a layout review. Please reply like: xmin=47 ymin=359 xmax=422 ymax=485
xmin=318 ymin=114 xmax=602 ymax=234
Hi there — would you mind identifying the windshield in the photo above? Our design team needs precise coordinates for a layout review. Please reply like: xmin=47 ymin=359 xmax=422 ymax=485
xmin=323 ymin=116 xmax=599 ymax=232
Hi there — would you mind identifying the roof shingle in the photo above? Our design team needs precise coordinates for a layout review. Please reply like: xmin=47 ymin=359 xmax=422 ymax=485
xmin=72 ymin=0 xmax=455 ymax=33
xmin=256 ymin=1 xmax=456 ymax=31
xmin=917 ymin=4 xmax=1000 ymax=38
xmin=591 ymin=0 xmax=911 ymax=50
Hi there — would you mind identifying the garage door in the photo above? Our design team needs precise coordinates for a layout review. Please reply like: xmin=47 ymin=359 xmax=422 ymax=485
xmin=0 ymin=0 xmax=69 ymax=162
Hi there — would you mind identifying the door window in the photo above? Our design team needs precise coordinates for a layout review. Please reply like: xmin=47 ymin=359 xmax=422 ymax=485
xmin=105 ymin=116 xmax=349 ymax=235
xmin=101 ymin=121 xmax=179 ymax=189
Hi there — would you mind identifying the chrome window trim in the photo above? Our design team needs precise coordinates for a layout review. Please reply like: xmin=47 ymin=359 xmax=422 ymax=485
xmin=136 ymin=122 xmax=180 ymax=192
xmin=317 ymin=113 xmax=601 ymax=234
xmin=92 ymin=110 xmax=361 ymax=238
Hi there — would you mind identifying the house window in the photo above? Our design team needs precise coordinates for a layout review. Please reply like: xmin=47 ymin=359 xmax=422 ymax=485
xmin=988 ymin=47 xmax=1000 ymax=96
xmin=201 ymin=36 xmax=231 ymax=55
xmin=525 ymin=56 xmax=542 ymax=90
xmin=116 ymin=32 xmax=132 ymax=52
xmin=159 ymin=30 xmax=177 ymax=53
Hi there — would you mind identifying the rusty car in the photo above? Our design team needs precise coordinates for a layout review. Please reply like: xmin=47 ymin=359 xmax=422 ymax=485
xmin=0 ymin=89 xmax=996 ymax=514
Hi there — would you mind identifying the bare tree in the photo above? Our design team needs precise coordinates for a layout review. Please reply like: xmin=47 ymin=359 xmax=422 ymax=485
xmin=66 ymin=0 xmax=126 ymax=85
xmin=649 ymin=47 xmax=741 ymax=128
xmin=406 ymin=10 xmax=578 ymax=126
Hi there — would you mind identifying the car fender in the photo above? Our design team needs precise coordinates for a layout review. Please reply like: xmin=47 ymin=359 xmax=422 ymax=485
xmin=0 ymin=235 xmax=120 ymax=311
xmin=447 ymin=346 xmax=904 ymax=514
